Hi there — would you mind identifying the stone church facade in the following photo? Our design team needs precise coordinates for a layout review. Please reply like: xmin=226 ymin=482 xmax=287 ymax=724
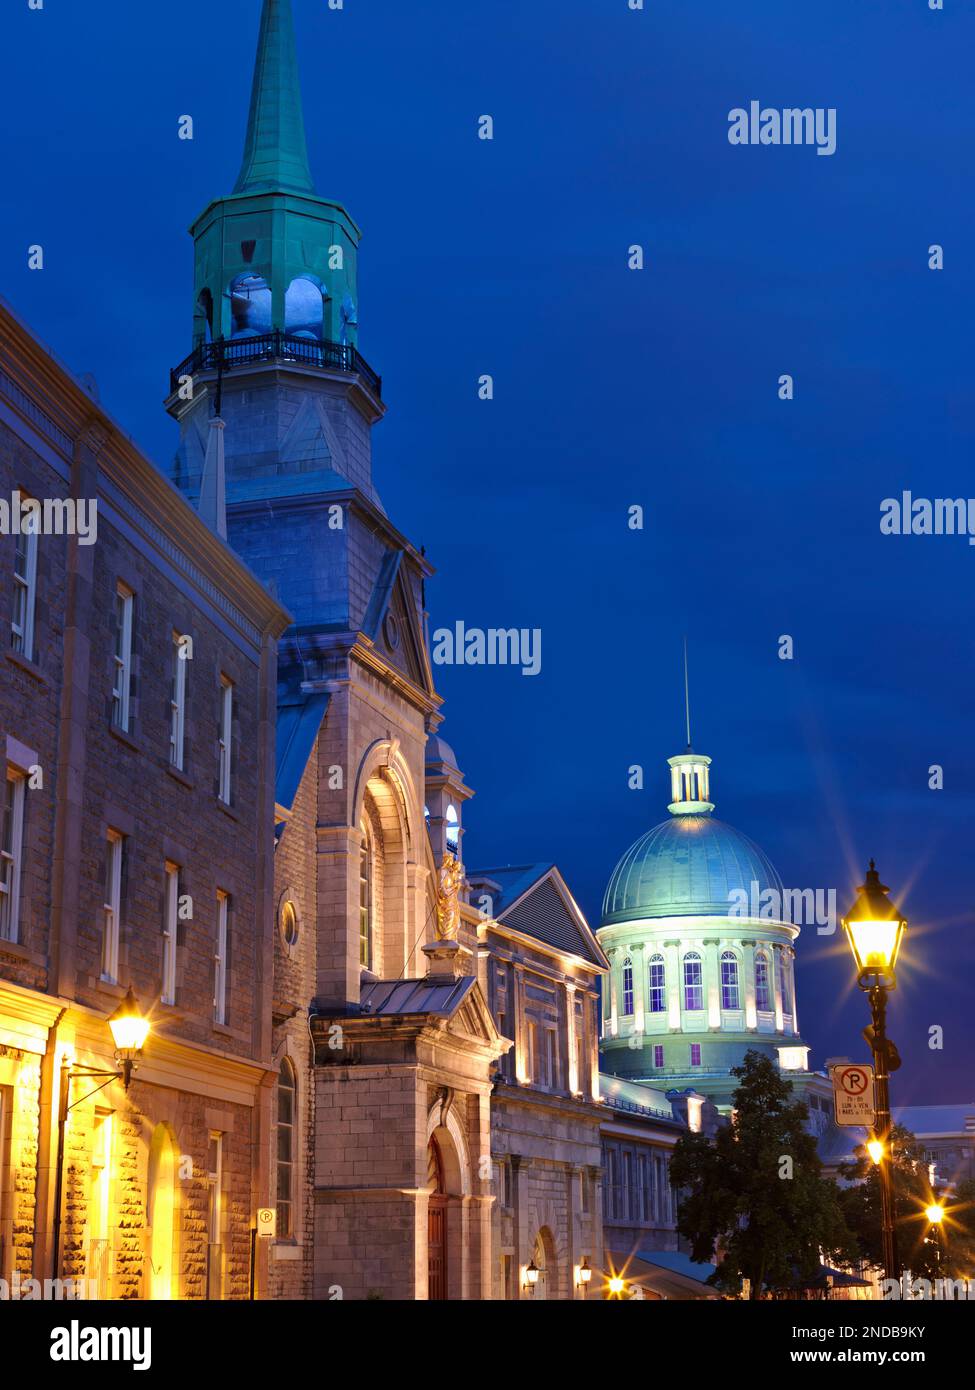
xmin=0 ymin=0 xmax=686 ymax=1302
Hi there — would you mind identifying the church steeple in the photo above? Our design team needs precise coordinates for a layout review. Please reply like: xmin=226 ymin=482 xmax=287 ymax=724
xmin=234 ymin=0 xmax=315 ymax=196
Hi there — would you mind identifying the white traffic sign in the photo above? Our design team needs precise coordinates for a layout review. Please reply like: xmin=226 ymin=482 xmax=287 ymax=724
xmin=256 ymin=1207 xmax=277 ymax=1238
xmin=831 ymin=1062 xmax=876 ymax=1127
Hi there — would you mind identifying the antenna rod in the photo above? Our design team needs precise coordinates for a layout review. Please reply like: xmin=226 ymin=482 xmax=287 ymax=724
xmin=683 ymin=636 xmax=691 ymax=749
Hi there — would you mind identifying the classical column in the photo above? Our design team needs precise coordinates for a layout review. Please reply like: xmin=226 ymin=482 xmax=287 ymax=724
xmin=607 ymin=949 xmax=619 ymax=1038
xmin=743 ymin=938 xmax=758 ymax=1029
xmin=631 ymin=941 xmax=646 ymax=1036
xmin=772 ymin=943 xmax=785 ymax=1032
xmin=565 ymin=980 xmax=578 ymax=1094
xmin=663 ymin=940 xmax=681 ymax=1029
xmin=787 ymin=948 xmax=799 ymax=1035
xmin=513 ymin=963 xmax=528 ymax=1081
xmin=704 ymin=937 xmax=721 ymax=1028
xmin=586 ymin=994 xmax=600 ymax=1102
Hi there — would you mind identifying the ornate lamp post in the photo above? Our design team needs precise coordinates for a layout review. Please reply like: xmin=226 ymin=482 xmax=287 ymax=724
xmin=842 ymin=861 xmax=906 ymax=1282
xmin=51 ymin=988 xmax=150 ymax=1279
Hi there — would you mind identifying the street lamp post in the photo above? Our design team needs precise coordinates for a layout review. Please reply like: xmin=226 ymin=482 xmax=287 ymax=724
xmin=842 ymin=860 xmax=906 ymax=1285
xmin=51 ymin=988 xmax=150 ymax=1281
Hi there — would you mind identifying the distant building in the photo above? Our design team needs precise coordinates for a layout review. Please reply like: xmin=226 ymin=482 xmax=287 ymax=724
xmin=895 ymin=1106 xmax=975 ymax=1188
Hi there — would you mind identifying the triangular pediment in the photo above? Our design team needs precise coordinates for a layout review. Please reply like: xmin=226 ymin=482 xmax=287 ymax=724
xmin=364 ymin=550 xmax=436 ymax=696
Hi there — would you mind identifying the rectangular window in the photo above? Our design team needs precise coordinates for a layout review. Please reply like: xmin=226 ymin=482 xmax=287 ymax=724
xmin=206 ymin=1133 xmax=223 ymax=1299
xmin=162 ymin=862 xmax=179 ymax=1005
xmin=214 ymin=891 xmax=229 ymax=1026
xmin=11 ymin=517 xmax=38 ymax=660
xmin=170 ymin=633 xmax=187 ymax=770
xmin=621 ymin=961 xmax=634 ymax=1016
xmin=720 ymin=954 xmax=740 ymax=1010
xmin=88 ymin=1110 xmax=113 ymax=1298
xmin=501 ymin=1253 xmax=514 ymax=1301
xmin=102 ymin=830 xmax=123 ymax=983
xmin=218 ymin=676 xmax=233 ymax=804
xmin=111 ymin=585 xmax=134 ymax=732
xmin=690 ymin=1043 xmax=702 ymax=1067
xmin=0 ymin=769 xmax=26 ymax=944
xmin=653 ymin=1044 xmax=664 ymax=1069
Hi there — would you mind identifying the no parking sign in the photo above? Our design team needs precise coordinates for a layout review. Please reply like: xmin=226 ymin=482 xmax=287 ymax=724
xmin=831 ymin=1063 xmax=876 ymax=1127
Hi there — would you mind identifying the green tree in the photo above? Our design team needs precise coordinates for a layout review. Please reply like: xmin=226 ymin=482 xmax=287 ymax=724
xmin=839 ymin=1128 xmax=975 ymax=1283
xmin=670 ymin=1050 xmax=854 ymax=1298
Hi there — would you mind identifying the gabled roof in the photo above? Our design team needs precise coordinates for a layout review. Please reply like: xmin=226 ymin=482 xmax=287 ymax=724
xmin=471 ymin=863 xmax=608 ymax=970
xmin=276 ymin=688 xmax=328 ymax=814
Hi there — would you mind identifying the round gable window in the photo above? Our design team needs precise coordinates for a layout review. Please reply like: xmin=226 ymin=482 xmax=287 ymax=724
xmin=278 ymin=893 xmax=300 ymax=953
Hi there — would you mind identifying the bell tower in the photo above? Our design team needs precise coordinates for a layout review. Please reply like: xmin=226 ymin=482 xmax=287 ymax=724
xmin=167 ymin=0 xmax=388 ymax=637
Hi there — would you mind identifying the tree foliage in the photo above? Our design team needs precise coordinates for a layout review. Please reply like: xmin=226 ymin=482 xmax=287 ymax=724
xmin=670 ymin=1051 xmax=855 ymax=1298
xmin=838 ymin=1126 xmax=975 ymax=1283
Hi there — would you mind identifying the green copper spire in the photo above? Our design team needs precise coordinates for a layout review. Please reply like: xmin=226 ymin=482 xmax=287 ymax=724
xmin=233 ymin=0 xmax=315 ymax=196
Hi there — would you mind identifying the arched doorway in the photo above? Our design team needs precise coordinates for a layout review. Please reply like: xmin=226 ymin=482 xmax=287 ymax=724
xmin=147 ymin=1124 xmax=177 ymax=1300
xmin=530 ymin=1227 xmax=557 ymax=1301
xmin=426 ymin=1135 xmax=448 ymax=1301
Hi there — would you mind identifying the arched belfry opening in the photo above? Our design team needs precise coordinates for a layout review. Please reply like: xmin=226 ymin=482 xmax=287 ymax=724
xmin=194 ymin=288 xmax=213 ymax=345
xmin=229 ymin=273 xmax=272 ymax=339
xmin=285 ymin=274 xmax=328 ymax=341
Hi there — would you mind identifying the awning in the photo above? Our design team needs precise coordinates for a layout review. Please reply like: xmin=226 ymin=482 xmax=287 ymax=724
xmin=606 ymin=1250 xmax=721 ymax=1301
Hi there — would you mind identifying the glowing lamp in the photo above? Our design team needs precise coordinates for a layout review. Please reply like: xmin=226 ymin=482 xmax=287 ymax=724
xmin=608 ymin=1276 xmax=626 ymax=1296
xmin=524 ymin=1260 xmax=540 ymax=1289
xmin=867 ymin=1139 xmax=884 ymax=1166
xmin=107 ymin=987 xmax=149 ymax=1088
xmin=842 ymin=861 xmax=906 ymax=987
xmin=925 ymin=1204 xmax=945 ymax=1226
xmin=576 ymin=1257 xmax=592 ymax=1287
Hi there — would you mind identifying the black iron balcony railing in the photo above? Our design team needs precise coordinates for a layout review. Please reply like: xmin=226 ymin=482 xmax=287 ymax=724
xmin=169 ymin=332 xmax=382 ymax=398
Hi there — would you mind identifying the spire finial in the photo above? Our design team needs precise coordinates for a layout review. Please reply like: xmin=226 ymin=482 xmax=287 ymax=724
xmin=683 ymin=635 xmax=692 ymax=751
xmin=234 ymin=0 xmax=316 ymax=197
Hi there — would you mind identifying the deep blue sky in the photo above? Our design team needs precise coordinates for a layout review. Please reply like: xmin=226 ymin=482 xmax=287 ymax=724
xmin=4 ymin=0 xmax=973 ymax=1105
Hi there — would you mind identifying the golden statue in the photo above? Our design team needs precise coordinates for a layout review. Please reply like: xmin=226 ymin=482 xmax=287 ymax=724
xmin=435 ymin=852 xmax=464 ymax=941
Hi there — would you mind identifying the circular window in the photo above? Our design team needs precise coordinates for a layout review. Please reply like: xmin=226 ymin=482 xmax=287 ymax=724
xmin=383 ymin=612 xmax=400 ymax=650
xmin=278 ymin=895 xmax=300 ymax=951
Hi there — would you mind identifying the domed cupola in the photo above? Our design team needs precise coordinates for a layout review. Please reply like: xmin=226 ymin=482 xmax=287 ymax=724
xmin=601 ymin=749 xmax=784 ymax=927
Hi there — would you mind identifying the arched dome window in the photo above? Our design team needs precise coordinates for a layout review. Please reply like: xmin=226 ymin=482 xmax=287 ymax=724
xmin=285 ymin=274 xmax=327 ymax=341
xmin=647 ymin=954 xmax=666 ymax=1013
xmin=621 ymin=957 xmax=634 ymax=1016
xmin=230 ymin=273 xmax=271 ymax=339
xmin=359 ymin=819 xmax=373 ymax=969
xmin=445 ymin=804 xmax=459 ymax=853
xmin=682 ymin=952 xmax=703 ymax=1012
xmin=720 ymin=950 xmax=740 ymax=1010
xmin=755 ymin=952 xmax=771 ymax=1012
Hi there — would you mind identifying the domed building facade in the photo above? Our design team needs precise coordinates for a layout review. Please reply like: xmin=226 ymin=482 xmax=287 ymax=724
xmin=598 ymin=748 xmax=813 ymax=1112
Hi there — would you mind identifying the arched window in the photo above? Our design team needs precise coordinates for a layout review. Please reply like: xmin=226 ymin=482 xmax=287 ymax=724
xmin=359 ymin=820 xmax=373 ymax=969
xmin=720 ymin=951 xmax=740 ymax=1010
xmin=647 ymin=954 xmax=666 ymax=1013
xmin=683 ymin=952 xmax=703 ymax=1011
xmin=276 ymin=1059 xmax=296 ymax=1238
xmin=755 ymin=952 xmax=771 ymax=1011
xmin=621 ymin=957 xmax=634 ymax=1016
xmin=445 ymin=804 xmax=459 ymax=853
xmin=229 ymin=273 xmax=271 ymax=339
xmin=285 ymin=274 xmax=327 ymax=341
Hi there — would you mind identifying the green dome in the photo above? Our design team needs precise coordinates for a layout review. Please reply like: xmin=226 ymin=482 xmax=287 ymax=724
xmin=601 ymin=814 xmax=784 ymax=925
